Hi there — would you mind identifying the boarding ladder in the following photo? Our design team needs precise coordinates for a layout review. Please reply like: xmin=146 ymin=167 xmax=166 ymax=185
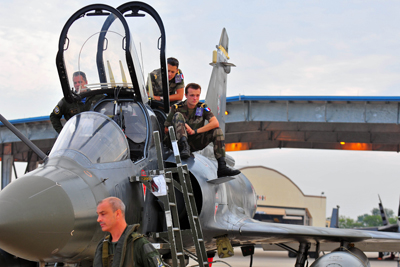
xmin=140 ymin=129 xmax=209 ymax=267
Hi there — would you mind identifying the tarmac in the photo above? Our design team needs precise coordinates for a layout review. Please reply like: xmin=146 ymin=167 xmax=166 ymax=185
xmin=208 ymin=248 xmax=399 ymax=267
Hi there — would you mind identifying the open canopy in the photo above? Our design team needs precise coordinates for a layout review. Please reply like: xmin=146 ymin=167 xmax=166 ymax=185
xmin=56 ymin=2 xmax=170 ymax=111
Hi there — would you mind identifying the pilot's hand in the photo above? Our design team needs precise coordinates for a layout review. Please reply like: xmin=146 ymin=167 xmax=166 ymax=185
xmin=154 ymin=96 xmax=161 ymax=101
xmin=185 ymin=124 xmax=195 ymax=135
xmin=164 ymin=127 xmax=168 ymax=134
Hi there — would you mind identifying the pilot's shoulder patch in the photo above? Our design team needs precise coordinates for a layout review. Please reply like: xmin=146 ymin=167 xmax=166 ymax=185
xmin=175 ymin=73 xmax=183 ymax=83
xmin=153 ymin=256 xmax=164 ymax=267
xmin=54 ymin=106 xmax=60 ymax=115
xmin=150 ymin=69 xmax=160 ymax=81
xmin=174 ymin=102 xmax=184 ymax=110
xmin=204 ymin=107 xmax=211 ymax=112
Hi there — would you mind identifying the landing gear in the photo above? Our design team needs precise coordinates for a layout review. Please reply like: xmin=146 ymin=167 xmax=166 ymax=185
xmin=295 ymin=243 xmax=310 ymax=267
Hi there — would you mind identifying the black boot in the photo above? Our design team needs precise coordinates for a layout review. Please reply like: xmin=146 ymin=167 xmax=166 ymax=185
xmin=178 ymin=136 xmax=191 ymax=159
xmin=217 ymin=157 xmax=241 ymax=178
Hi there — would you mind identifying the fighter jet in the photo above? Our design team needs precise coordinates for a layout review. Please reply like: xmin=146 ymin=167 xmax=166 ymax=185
xmin=375 ymin=196 xmax=400 ymax=260
xmin=1 ymin=2 xmax=400 ymax=267
xmin=329 ymin=196 xmax=400 ymax=260
xmin=355 ymin=196 xmax=400 ymax=260
xmin=350 ymin=195 xmax=400 ymax=233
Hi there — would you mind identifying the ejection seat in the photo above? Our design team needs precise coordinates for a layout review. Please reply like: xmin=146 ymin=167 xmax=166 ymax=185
xmin=94 ymin=101 xmax=147 ymax=161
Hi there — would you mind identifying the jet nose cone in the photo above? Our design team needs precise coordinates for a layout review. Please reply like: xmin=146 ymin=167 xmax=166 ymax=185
xmin=0 ymin=176 xmax=74 ymax=261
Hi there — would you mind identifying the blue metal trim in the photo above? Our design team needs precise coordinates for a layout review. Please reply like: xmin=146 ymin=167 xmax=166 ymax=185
xmin=226 ymin=95 xmax=400 ymax=102
xmin=0 ymin=116 xmax=50 ymax=126
xmin=4 ymin=95 xmax=400 ymax=125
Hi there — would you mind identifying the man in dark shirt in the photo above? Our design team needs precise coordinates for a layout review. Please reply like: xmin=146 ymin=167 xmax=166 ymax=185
xmin=50 ymin=71 xmax=101 ymax=133
xmin=94 ymin=197 xmax=165 ymax=267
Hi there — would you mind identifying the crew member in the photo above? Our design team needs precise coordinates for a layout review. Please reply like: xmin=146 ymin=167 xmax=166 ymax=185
xmin=94 ymin=197 xmax=165 ymax=267
xmin=50 ymin=71 xmax=101 ymax=133
xmin=148 ymin=57 xmax=184 ymax=105
xmin=164 ymin=83 xmax=240 ymax=178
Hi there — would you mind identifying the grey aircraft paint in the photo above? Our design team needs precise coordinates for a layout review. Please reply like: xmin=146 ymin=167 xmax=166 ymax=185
xmin=1 ymin=3 xmax=400 ymax=267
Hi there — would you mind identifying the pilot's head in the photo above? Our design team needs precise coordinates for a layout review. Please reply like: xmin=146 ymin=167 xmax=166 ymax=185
xmin=185 ymin=83 xmax=201 ymax=108
xmin=96 ymin=197 xmax=126 ymax=233
xmin=167 ymin=57 xmax=179 ymax=81
xmin=73 ymin=71 xmax=88 ymax=93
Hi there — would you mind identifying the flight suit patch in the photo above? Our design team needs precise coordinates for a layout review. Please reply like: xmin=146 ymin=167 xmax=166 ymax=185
xmin=151 ymin=256 xmax=164 ymax=267
xmin=54 ymin=106 xmax=60 ymax=115
xmin=195 ymin=107 xmax=203 ymax=116
xmin=70 ymin=108 xmax=78 ymax=115
xmin=175 ymin=73 xmax=183 ymax=83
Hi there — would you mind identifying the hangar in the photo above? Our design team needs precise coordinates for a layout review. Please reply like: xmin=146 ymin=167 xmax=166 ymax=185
xmin=241 ymin=166 xmax=326 ymax=227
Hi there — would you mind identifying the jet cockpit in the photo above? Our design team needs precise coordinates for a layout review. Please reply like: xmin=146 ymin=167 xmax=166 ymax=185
xmin=50 ymin=112 xmax=130 ymax=164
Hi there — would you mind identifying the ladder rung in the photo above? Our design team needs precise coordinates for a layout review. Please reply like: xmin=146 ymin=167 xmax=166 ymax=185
xmin=188 ymin=193 xmax=194 ymax=197
xmin=173 ymin=228 xmax=180 ymax=231
xmin=177 ymin=252 xmax=184 ymax=256
xmin=193 ymin=216 xmax=198 ymax=219
xmin=169 ymin=203 xmax=176 ymax=206
xmin=198 ymin=239 xmax=204 ymax=242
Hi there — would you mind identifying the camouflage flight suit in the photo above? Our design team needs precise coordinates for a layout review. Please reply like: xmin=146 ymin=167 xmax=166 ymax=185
xmin=50 ymin=94 xmax=104 ymax=133
xmin=164 ymin=100 xmax=225 ymax=159
xmin=148 ymin=68 xmax=184 ymax=105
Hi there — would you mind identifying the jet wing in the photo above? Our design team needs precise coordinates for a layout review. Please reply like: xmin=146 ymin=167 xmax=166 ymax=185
xmin=212 ymin=217 xmax=400 ymax=252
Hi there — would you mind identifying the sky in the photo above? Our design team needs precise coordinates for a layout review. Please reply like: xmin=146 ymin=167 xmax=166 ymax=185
xmin=1 ymin=0 xmax=400 ymax=219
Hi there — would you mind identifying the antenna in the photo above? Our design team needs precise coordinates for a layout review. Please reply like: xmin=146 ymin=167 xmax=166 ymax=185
xmin=148 ymin=73 xmax=154 ymax=99
xmin=107 ymin=60 xmax=116 ymax=87
xmin=119 ymin=60 xmax=128 ymax=87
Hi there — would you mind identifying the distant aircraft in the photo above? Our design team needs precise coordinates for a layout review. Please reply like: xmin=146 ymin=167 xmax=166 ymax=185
xmin=1 ymin=2 xmax=400 ymax=267
xmin=329 ymin=196 xmax=400 ymax=260
xmin=329 ymin=206 xmax=340 ymax=228
xmin=375 ymin=195 xmax=399 ymax=260
xmin=358 ymin=196 xmax=400 ymax=260
xmin=376 ymin=195 xmax=399 ymax=232
xmin=349 ymin=196 xmax=400 ymax=233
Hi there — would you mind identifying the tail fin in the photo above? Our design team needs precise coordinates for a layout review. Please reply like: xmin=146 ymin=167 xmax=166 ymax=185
xmin=378 ymin=195 xmax=389 ymax=226
xmin=330 ymin=206 xmax=339 ymax=228
xmin=205 ymin=28 xmax=236 ymax=135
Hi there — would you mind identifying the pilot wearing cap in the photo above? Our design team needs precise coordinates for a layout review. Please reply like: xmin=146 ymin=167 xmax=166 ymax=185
xmin=148 ymin=57 xmax=184 ymax=105
xmin=50 ymin=71 xmax=102 ymax=133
